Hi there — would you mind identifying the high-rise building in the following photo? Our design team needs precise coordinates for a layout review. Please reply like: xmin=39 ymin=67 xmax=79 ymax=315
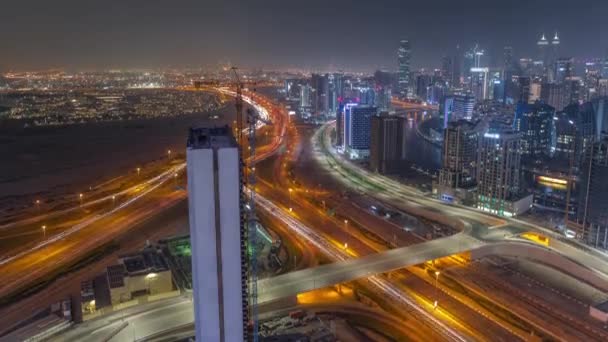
xmin=370 ymin=114 xmax=406 ymax=174
xmin=517 ymin=76 xmax=532 ymax=103
xmin=416 ymin=74 xmax=432 ymax=100
xmin=488 ymin=69 xmax=504 ymax=101
xmin=436 ymin=120 xmax=483 ymax=204
xmin=536 ymin=33 xmax=560 ymax=82
xmin=300 ymin=84 xmax=312 ymax=109
xmin=452 ymin=44 xmax=463 ymax=86
xmin=451 ymin=93 xmax=475 ymax=120
xmin=551 ymin=103 xmax=596 ymax=168
xmin=473 ymin=45 xmax=484 ymax=68
xmin=584 ymin=63 xmax=602 ymax=101
xmin=477 ymin=129 xmax=532 ymax=216
xmin=398 ymin=40 xmax=412 ymax=97
xmin=555 ymin=57 xmax=573 ymax=84
xmin=359 ymin=86 xmax=376 ymax=106
xmin=548 ymin=32 xmax=560 ymax=82
xmin=529 ymin=82 xmax=542 ymax=103
xmin=553 ymin=111 xmax=575 ymax=157
xmin=427 ymin=82 xmax=447 ymax=105
xmin=564 ymin=78 xmax=582 ymax=105
xmin=441 ymin=96 xmax=455 ymax=128
xmin=336 ymin=103 xmax=344 ymax=147
xmin=311 ymin=73 xmax=329 ymax=116
xmin=591 ymin=97 xmax=608 ymax=137
xmin=284 ymin=79 xmax=302 ymax=100
xmin=375 ymin=86 xmax=392 ymax=111
xmin=503 ymin=47 xmax=516 ymax=103
xmin=577 ymin=136 xmax=608 ymax=249
xmin=470 ymin=68 xmax=489 ymax=100
xmin=441 ymin=55 xmax=453 ymax=86
xmin=328 ymin=73 xmax=343 ymax=115
xmin=343 ymin=104 xmax=377 ymax=159
xmin=513 ymin=102 xmax=555 ymax=158
xmin=186 ymin=126 xmax=248 ymax=342
xmin=541 ymin=82 xmax=568 ymax=110
xmin=599 ymin=79 xmax=608 ymax=98
xmin=503 ymin=46 xmax=514 ymax=76
xmin=537 ymin=33 xmax=550 ymax=79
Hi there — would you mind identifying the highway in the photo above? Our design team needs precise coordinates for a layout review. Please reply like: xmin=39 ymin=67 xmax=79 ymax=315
xmin=314 ymin=121 xmax=608 ymax=282
xmin=49 ymin=92 xmax=479 ymax=342
xmin=257 ymin=232 xmax=481 ymax=304
xmin=53 ymin=189 xmax=470 ymax=342
xmin=13 ymin=88 xmax=608 ymax=341
xmin=0 ymin=88 xmax=285 ymax=335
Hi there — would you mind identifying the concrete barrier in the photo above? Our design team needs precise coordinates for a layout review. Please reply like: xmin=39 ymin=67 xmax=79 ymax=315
xmin=149 ymin=290 xmax=181 ymax=302
xmin=112 ymin=299 xmax=139 ymax=311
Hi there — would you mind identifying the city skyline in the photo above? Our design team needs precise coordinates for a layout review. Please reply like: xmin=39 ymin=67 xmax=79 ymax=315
xmin=4 ymin=2 xmax=608 ymax=341
xmin=1 ymin=0 xmax=608 ymax=72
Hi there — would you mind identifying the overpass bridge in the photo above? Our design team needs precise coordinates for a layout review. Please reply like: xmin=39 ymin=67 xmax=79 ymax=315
xmin=54 ymin=231 xmax=608 ymax=341
xmin=258 ymin=234 xmax=608 ymax=304
xmin=258 ymin=234 xmax=481 ymax=303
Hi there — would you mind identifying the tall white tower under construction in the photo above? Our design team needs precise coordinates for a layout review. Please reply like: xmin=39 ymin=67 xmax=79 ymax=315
xmin=186 ymin=126 xmax=248 ymax=342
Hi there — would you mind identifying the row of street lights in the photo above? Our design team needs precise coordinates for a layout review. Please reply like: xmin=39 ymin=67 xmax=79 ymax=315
xmin=34 ymin=148 xmax=178 ymax=246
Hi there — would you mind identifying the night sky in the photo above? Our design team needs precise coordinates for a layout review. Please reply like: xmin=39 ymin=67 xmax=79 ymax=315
xmin=1 ymin=0 xmax=607 ymax=72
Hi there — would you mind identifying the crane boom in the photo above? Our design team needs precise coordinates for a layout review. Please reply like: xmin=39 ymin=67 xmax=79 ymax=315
xmin=231 ymin=67 xmax=244 ymax=146
xmin=230 ymin=67 xmax=259 ymax=341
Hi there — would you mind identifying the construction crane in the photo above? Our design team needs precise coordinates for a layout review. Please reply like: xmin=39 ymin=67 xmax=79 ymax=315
xmin=231 ymin=67 xmax=259 ymax=341
xmin=231 ymin=67 xmax=244 ymax=146
xmin=246 ymin=106 xmax=260 ymax=342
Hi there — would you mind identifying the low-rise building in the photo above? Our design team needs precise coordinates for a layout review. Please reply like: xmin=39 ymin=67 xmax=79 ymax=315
xmin=106 ymin=247 xmax=173 ymax=305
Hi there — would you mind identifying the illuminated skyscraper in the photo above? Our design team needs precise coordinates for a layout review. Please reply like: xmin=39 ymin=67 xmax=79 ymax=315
xmin=513 ymin=102 xmax=555 ymax=158
xmin=398 ymin=40 xmax=411 ymax=97
xmin=578 ymin=136 xmax=608 ymax=249
xmin=541 ymin=82 xmax=568 ymax=111
xmin=343 ymin=104 xmax=377 ymax=159
xmin=300 ymin=84 xmax=312 ymax=109
xmin=311 ymin=73 xmax=329 ymax=116
xmin=555 ymin=57 xmax=573 ymax=84
xmin=503 ymin=46 xmax=515 ymax=103
xmin=477 ymin=130 xmax=532 ymax=216
xmin=451 ymin=93 xmax=475 ymax=120
xmin=550 ymin=32 xmax=560 ymax=81
xmin=370 ymin=114 xmax=406 ymax=174
xmin=470 ymin=67 xmax=489 ymax=100
xmin=436 ymin=120 xmax=483 ymax=204
xmin=186 ymin=126 xmax=248 ymax=342
xmin=537 ymin=33 xmax=550 ymax=78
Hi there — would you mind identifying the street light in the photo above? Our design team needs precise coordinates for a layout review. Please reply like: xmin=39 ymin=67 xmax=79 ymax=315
xmin=79 ymin=193 xmax=83 ymax=206
xmin=288 ymin=188 xmax=293 ymax=208
xmin=137 ymin=167 xmax=141 ymax=176
xmin=344 ymin=219 xmax=349 ymax=232
xmin=42 ymin=225 xmax=46 ymax=239
xmin=343 ymin=242 xmax=348 ymax=250
xmin=112 ymin=195 xmax=116 ymax=207
xmin=35 ymin=199 xmax=41 ymax=211
xmin=434 ymin=271 xmax=440 ymax=309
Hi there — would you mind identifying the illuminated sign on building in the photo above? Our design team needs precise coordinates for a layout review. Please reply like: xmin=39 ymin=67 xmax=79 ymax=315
xmin=484 ymin=133 xmax=500 ymax=139
xmin=537 ymin=176 xmax=568 ymax=185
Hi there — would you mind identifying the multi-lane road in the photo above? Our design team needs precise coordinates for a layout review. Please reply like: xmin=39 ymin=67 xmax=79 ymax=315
xmin=6 ymin=88 xmax=608 ymax=341
xmin=314 ymin=120 xmax=608 ymax=281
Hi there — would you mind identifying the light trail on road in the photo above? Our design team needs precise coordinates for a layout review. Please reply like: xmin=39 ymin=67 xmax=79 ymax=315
xmin=0 ymin=164 xmax=185 ymax=266
xmin=255 ymin=194 xmax=469 ymax=342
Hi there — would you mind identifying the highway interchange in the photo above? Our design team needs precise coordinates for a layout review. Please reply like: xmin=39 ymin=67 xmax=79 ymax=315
xmin=3 ymin=87 xmax=608 ymax=341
